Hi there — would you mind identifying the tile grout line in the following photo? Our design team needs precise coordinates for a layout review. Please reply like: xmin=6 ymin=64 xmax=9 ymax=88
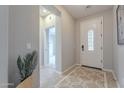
xmin=111 ymin=71 xmax=120 ymax=88
xmin=54 ymin=66 xmax=80 ymax=88
xmin=104 ymin=72 xmax=108 ymax=88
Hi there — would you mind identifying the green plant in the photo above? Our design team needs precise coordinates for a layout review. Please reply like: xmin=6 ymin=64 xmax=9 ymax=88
xmin=17 ymin=51 xmax=37 ymax=82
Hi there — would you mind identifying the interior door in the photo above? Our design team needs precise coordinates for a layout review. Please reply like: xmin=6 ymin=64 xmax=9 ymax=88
xmin=80 ymin=17 xmax=103 ymax=69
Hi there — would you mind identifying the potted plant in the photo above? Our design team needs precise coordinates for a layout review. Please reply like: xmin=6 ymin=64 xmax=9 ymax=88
xmin=17 ymin=51 xmax=37 ymax=82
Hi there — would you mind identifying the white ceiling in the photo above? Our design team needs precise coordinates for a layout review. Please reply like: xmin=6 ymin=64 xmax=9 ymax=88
xmin=63 ymin=5 xmax=113 ymax=19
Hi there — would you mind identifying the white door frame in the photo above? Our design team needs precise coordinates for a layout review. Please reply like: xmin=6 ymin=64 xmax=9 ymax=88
xmin=80 ymin=16 xmax=104 ymax=69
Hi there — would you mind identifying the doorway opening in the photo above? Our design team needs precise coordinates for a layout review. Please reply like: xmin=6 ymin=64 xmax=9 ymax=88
xmin=39 ymin=5 xmax=62 ymax=87
xmin=40 ymin=6 xmax=57 ymax=69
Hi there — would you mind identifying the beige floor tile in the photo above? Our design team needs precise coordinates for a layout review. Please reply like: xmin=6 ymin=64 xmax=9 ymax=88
xmin=40 ymin=66 xmax=117 ymax=88
xmin=106 ymin=71 xmax=117 ymax=88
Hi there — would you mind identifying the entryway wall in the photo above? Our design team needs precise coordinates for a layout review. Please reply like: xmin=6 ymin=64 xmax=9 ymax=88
xmin=76 ymin=8 xmax=114 ymax=70
xmin=55 ymin=6 xmax=76 ymax=72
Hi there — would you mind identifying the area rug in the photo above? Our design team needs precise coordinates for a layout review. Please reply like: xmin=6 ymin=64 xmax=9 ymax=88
xmin=55 ymin=66 xmax=105 ymax=88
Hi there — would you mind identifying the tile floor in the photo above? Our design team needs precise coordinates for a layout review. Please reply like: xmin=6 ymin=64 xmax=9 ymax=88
xmin=40 ymin=65 xmax=117 ymax=88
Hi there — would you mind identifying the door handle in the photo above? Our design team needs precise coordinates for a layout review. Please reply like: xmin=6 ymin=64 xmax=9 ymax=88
xmin=82 ymin=45 xmax=84 ymax=51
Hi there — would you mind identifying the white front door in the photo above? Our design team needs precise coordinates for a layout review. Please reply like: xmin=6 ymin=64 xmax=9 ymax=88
xmin=80 ymin=17 xmax=103 ymax=69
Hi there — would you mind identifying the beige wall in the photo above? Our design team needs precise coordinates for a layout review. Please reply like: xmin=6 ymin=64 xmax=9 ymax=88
xmin=76 ymin=9 xmax=113 ymax=70
xmin=55 ymin=6 xmax=76 ymax=72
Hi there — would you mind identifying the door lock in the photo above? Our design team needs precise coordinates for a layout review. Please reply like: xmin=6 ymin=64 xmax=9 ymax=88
xmin=82 ymin=45 xmax=84 ymax=51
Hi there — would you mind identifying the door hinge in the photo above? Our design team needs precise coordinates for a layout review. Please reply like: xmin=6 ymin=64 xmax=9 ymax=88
xmin=101 ymin=46 xmax=103 ymax=50
xmin=101 ymin=34 xmax=102 ymax=37
xmin=101 ymin=21 xmax=102 ymax=24
xmin=101 ymin=60 xmax=103 ymax=63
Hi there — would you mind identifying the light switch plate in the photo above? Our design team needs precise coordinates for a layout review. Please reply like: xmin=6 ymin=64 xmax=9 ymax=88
xmin=26 ymin=43 xmax=31 ymax=49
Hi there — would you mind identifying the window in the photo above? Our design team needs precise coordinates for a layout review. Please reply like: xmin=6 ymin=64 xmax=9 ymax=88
xmin=88 ymin=30 xmax=94 ymax=51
